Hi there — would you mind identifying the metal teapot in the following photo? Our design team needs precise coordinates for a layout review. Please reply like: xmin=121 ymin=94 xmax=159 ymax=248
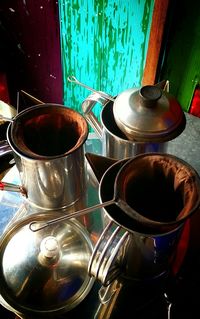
xmin=69 ymin=76 xmax=186 ymax=159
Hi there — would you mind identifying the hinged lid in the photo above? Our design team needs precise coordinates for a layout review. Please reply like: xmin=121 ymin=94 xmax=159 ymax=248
xmin=113 ymin=85 xmax=186 ymax=142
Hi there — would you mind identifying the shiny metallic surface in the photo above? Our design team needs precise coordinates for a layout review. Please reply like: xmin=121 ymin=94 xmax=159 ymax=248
xmin=9 ymin=104 xmax=88 ymax=159
xmin=26 ymin=152 xmax=200 ymax=235
xmin=114 ymin=154 xmax=200 ymax=232
xmin=88 ymin=220 xmax=129 ymax=286
xmin=3 ymin=104 xmax=88 ymax=210
xmin=67 ymin=75 xmax=115 ymax=102
xmin=0 ymin=212 xmax=94 ymax=317
xmin=101 ymin=103 xmax=167 ymax=159
xmin=113 ymin=86 xmax=186 ymax=142
xmin=82 ymin=95 xmax=168 ymax=160
xmin=89 ymin=154 xmax=200 ymax=285
xmin=81 ymin=92 xmax=105 ymax=139
xmin=0 ymin=140 xmax=12 ymax=157
xmin=0 ymin=115 xmax=200 ymax=318
xmin=12 ymin=144 xmax=87 ymax=210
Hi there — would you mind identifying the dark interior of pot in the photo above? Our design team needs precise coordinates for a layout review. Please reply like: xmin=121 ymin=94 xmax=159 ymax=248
xmin=124 ymin=162 xmax=183 ymax=222
xmin=11 ymin=105 xmax=88 ymax=157
xmin=99 ymin=159 xmax=149 ymax=234
xmin=118 ymin=154 xmax=200 ymax=223
xmin=100 ymin=154 xmax=200 ymax=234
xmin=101 ymin=102 xmax=128 ymax=139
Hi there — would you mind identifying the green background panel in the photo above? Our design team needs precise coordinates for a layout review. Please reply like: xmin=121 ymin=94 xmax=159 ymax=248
xmin=59 ymin=0 xmax=154 ymax=116
xmin=160 ymin=0 xmax=200 ymax=112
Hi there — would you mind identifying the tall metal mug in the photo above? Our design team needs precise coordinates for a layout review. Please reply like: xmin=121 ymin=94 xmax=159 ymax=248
xmin=0 ymin=104 xmax=88 ymax=211
xmin=88 ymin=154 xmax=200 ymax=286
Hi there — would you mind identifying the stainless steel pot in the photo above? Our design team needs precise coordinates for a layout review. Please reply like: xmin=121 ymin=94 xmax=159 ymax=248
xmin=26 ymin=153 xmax=200 ymax=287
xmin=0 ymin=212 xmax=94 ymax=318
xmin=81 ymin=87 xmax=186 ymax=159
xmin=88 ymin=153 xmax=200 ymax=285
xmin=0 ymin=104 xmax=88 ymax=211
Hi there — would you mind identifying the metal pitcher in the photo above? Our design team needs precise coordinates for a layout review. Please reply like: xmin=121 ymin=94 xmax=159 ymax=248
xmin=87 ymin=153 xmax=200 ymax=286
xmin=0 ymin=104 xmax=88 ymax=211
xmin=27 ymin=152 xmax=200 ymax=286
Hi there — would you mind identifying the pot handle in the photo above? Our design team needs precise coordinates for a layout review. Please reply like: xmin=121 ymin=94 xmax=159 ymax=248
xmin=88 ymin=220 xmax=129 ymax=286
xmin=81 ymin=93 xmax=113 ymax=139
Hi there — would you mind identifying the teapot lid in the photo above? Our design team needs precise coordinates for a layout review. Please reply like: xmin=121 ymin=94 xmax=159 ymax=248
xmin=0 ymin=212 xmax=94 ymax=316
xmin=113 ymin=85 xmax=186 ymax=142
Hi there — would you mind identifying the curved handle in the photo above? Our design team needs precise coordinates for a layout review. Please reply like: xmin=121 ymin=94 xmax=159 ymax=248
xmin=88 ymin=220 xmax=129 ymax=286
xmin=68 ymin=76 xmax=115 ymax=102
xmin=68 ymin=75 xmax=115 ymax=138
xmin=81 ymin=93 xmax=112 ymax=139
xmin=29 ymin=199 xmax=115 ymax=232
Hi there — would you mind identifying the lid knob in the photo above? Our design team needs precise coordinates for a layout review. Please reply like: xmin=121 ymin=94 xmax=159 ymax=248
xmin=40 ymin=236 xmax=60 ymax=258
xmin=139 ymin=85 xmax=162 ymax=108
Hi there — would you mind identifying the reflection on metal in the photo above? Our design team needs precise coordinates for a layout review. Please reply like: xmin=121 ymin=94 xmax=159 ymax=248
xmin=16 ymin=90 xmax=44 ymax=114
xmin=94 ymin=280 xmax=122 ymax=319
xmin=19 ymin=90 xmax=44 ymax=105
xmin=68 ymin=76 xmax=115 ymax=102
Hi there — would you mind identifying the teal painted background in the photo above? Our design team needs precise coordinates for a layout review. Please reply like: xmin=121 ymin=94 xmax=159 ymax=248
xmin=59 ymin=0 xmax=154 ymax=116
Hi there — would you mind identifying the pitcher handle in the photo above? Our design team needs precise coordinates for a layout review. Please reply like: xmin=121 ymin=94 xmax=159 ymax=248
xmin=88 ymin=220 xmax=129 ymax=286
xmin=81 ymin=93 xmax=112 ymax=139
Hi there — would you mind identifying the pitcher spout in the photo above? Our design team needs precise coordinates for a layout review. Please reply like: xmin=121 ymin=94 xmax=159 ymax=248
xmin=85 ymin=152 xmax=118 ymax=183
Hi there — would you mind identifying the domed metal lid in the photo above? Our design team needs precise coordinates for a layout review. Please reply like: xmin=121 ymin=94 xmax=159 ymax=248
xmin=0 ymin=212 xmax=94 ymax=317
xmin=113 ymin=85 xmax=186 ymax=142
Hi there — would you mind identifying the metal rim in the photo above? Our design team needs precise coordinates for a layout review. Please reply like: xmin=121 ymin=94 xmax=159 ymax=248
xmin=0 ymin=213 xmax=95 ymax=316
xmin=113 ymin=88 xmax=186 ymax=142
xmin=7 ymin=104 xmax=88 ymax=160
xmin=99 ymin=153 xmax=200 ymax=235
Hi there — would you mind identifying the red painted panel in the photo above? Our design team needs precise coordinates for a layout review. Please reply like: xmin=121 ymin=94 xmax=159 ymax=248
xmin=0 ymin=0 xmax=62 ymax=107
xmin=189 ymin=86 xmax=200 ymax=118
